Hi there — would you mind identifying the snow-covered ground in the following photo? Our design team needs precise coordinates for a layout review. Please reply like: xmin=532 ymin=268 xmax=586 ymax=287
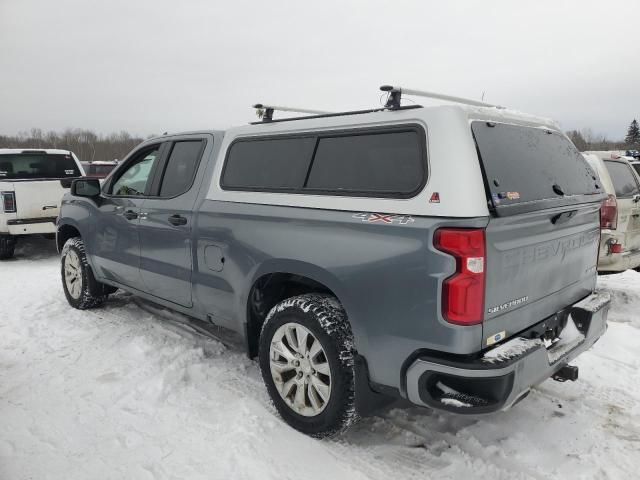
xmin=1 ymin=238 xmax=639 ymax=480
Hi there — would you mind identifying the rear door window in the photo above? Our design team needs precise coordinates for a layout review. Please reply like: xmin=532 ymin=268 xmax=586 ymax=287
xmin=604 ymin=161 xmax=640 ymax=198
xmin=472 ymin=122 xmax=601 ymax=213
xmin=159 ymin=140 xmax=205 ymax=197
xmin=222 ymin=137 xmax=316 ymax=190
xmin=306 ymin=130 xmax=424 ymax=196
xmin=0 ymin=153 xmax=80 ymax=179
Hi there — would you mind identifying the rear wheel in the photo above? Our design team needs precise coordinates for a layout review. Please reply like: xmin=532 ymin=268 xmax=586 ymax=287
xmin=0 ymin=235 xmax=16 ymax=260
xmin=259 ymin=294 xmax=358 ymax=438
xmin=61 ymin=237 xmax=110 ymax=309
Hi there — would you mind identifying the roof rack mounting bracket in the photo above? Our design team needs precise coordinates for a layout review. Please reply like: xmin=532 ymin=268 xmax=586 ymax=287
xmin=381 ymin=85 xmax=402 ymax=110
xmin=380 ymin=85 xmax=505 ymax=109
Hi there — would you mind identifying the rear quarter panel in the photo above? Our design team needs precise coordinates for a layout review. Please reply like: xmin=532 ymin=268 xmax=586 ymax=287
xmin=193 ymin=200 xmax=487 ymax=389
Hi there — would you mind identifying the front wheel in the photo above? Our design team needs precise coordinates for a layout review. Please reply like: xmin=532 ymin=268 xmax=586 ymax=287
xmin=259 ymin=294 xmax=359 ymax=438
xmin=61 ymin=237 xmax=109 ymax=309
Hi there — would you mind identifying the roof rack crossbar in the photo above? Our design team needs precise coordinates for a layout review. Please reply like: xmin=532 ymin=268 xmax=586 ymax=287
xmin=248 ymin=105 xmax=422 ymax=125
xmin=253 ymin=103 xmax=334 ymax=122
xmin=380 ymin=85 xmax=505 ymax=110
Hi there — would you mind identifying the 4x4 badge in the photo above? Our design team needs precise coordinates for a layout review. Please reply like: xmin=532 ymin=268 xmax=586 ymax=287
xmin=353 ymin=213 xmax=414 ymax=225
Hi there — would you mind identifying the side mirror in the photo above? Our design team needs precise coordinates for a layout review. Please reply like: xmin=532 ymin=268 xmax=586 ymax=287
xmin=634 ymin=194 xmax=640 ymax=203
xmin=71 ymin=178 xmax=101 ymax=198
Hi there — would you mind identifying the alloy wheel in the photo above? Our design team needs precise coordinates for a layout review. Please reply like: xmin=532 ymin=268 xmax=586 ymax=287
xmin=269 ymin=322 xmax=332 ymax=416
xmin=64 ymin=250 xmax=82 ymax=299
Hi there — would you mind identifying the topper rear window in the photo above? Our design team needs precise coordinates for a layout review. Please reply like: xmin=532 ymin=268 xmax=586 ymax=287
xmin=0 ymin=153 xmax=80 ymax=180
xmin=472 ymin=122 xmax=601 ymax=214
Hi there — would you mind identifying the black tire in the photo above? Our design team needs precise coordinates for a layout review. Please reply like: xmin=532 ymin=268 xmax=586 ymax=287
xmin=0 ymin=235 xmax=16 ymax=260
xmin=61 ymin=237 xmax=109 ymax=309
xmin=259 ymin=293 xmax=359 ymax=438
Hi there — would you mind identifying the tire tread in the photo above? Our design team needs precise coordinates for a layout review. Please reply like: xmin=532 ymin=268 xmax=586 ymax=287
xmin=259 ymin=293 xmax=359 ymax=438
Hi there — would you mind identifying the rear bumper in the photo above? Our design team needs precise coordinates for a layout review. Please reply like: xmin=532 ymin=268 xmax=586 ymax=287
xmin=6 ymin=217 xmax=57 ymax=235
xmin=405 ymin=291 xmax=610 ymax=414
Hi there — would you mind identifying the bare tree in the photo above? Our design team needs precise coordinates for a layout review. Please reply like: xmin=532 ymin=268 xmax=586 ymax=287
xmin=567 ymin=130 xmax=588 ymax=151
xmin=0 ymin=128 xmax=145 ymax=162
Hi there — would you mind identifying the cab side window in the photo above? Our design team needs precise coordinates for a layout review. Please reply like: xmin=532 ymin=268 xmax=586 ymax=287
xmin=158 ymin=140 xmax=204 ymax=197
xmin=111 ymin=147 xmax=161 ymax=196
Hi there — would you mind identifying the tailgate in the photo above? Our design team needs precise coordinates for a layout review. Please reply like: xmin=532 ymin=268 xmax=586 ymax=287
xmin=13 ymin=180 xmax=68 ymax=219
xmin=471 ymin=121 xmax=605 ymax=346
xmin=483 ymin=203 xmax=600 ymax=343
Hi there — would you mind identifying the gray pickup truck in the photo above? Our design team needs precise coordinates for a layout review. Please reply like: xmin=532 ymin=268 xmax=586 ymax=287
xmin=57 ymin=98 xmax=610 ymax=437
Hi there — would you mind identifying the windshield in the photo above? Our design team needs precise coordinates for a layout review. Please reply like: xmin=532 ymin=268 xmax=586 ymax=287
xmin=0 ymin=153 xmax=81 ymax=180
xmin=604 ymin=161 xmax=640 ymax=198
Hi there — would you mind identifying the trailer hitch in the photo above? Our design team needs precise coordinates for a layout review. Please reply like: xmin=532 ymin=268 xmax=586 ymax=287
xmin=552 ymin=365 xmax=579 ymax=382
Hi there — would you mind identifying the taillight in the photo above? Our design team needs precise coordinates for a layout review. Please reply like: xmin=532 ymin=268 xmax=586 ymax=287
xmin=600 ymin=194 xmax=617 ymax=230
xmin=434 ymin=228 xmax=486 ymax=326
xmin=1 ymin=192 xmax=16 ymax=213
xmin=609 ymin=242 xmax=623 ymax=254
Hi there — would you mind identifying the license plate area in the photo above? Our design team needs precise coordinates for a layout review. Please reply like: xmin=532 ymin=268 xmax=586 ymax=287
xmin=521 ymin=310 xmax=569 ymax=345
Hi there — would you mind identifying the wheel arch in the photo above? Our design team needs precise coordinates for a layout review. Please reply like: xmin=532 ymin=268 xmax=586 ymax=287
xmin=56 ymin=221 xmax=82 ymax=253
xmin=243 ymin=260 xmax=360 ymax=358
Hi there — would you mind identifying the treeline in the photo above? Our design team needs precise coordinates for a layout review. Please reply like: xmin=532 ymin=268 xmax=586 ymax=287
xmin=1 ymin=124 xmax=637 ymax=162
xmin=566 ymin=129 xmax=628 ymax=152
xmin=0 ymin=128 xmax=150 ymax=162
xmin=567 ymin=119 xmax=640 ymax=152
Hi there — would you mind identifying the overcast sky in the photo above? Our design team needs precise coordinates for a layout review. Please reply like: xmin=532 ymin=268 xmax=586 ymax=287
xmin=1 ymin=0 xmax=638 ymax=139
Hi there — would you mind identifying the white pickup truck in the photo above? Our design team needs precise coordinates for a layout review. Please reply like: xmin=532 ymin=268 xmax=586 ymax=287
xmin=0 ymin=149 xmax=85 ymax=259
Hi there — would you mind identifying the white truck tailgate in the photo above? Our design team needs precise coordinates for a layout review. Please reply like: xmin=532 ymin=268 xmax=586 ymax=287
xmin=12 ymin=180 xmax=68 ymax=219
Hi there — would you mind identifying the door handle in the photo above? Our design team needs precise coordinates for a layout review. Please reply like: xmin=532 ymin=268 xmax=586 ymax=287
xmin=123 ymin=210 xmax=138 ymax=220
xmin=551 ymin=209 xmax=577 ymax=225
xmin=168 ymin=214 xmax=187 ymax=226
